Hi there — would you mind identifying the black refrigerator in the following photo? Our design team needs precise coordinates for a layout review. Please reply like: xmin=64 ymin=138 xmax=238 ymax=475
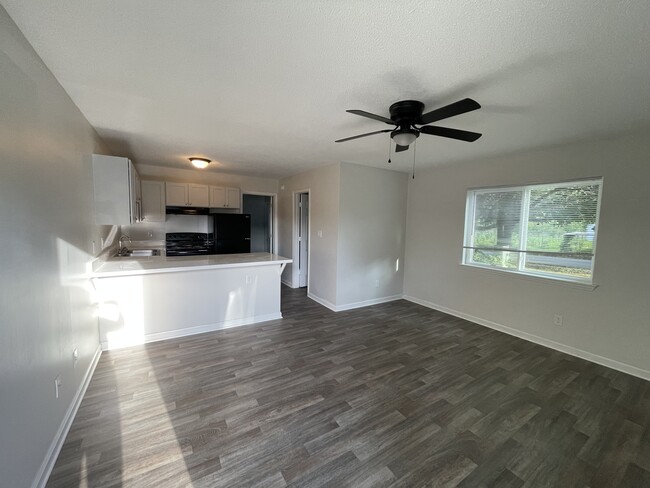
xmin=212 ymin=214 xmax=251 ymax=254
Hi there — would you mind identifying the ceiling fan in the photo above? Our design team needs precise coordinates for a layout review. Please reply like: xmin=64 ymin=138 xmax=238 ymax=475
xmin=335 ymin=98 xmax=482 ymax=152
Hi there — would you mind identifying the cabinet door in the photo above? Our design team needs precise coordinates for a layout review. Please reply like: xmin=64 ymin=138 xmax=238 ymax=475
xmin=92 ymin=155 xmax=133 ymax=225
xmin=189 ymin=184 xmax=209 ymax=207
xmin=141 ymin=180 xmax=166 ymax=222
xmin=209 ymin=186 xmax=227 ymax=208
xmin=166 ymin=182 xmax=188 ymax=206
xmin=226 ymin=188 xmax=241 ymax=208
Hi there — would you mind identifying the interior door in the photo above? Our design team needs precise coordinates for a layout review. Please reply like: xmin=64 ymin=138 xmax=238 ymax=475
xmin=298 ymin=193 xmax=309 ymax=288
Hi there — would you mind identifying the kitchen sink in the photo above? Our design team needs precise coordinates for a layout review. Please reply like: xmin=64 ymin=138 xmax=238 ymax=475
xmin=114 ymin=249 xmax=161 ymax=257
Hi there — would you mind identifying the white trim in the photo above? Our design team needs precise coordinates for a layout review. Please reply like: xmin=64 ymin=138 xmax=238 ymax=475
xmin=281 ymin=277 xmax=296 ymax=288
xmin=307 ymin=292 xmax=337 ymax=311
xmin=403 ymin=295 xmax=650 ymax=381
xmin=307 ymin=292 xmax=403 ymax=312
xmin=32 ymin=345 xmax=102 ymax=488
xmin=459 ymin=262 xmax=599 ymax=291
xmin=292 ymin=189 xmax=311 ymax=291
xmin=100 ymin=313 xmax=282 ymax=351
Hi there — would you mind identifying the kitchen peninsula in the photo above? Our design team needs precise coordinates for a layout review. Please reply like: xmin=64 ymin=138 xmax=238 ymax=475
xmin=92 ymin=252 xmax=291 ymax=350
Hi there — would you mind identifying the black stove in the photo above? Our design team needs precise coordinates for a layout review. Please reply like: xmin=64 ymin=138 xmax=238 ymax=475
xmin=165 ymin=233 xmax=214 ymax=256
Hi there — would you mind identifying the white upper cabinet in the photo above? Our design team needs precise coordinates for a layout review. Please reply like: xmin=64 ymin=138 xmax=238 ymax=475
xmin=141 ymin=180 xmax=165 ymax=222
xmin=165 ymin=182 xmax=188 ymax=206
xmin=209 ymin=186 xmax=241 ymax=208
xmin=189 ymin=184 xmax=210 ymax=207
xmin=92 ymin=154 xmax=142 ymax=225
xmin=165 ymin=182 xmax=209 ymax=207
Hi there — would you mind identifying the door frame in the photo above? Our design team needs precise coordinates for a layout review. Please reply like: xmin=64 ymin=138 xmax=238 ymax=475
xmin=292 ymin=189 xmax=311 ymax=290
xmin=241 ymin=191 xmax=277 ymax=254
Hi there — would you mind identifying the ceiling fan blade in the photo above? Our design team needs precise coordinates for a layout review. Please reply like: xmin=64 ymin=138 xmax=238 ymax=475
xmin=419 ymin=125 xmax=482 ymax=142
xmin=395 ymin=144 xmax=409 ymax=153
xmin=346 ymin=109 xmax=394 ymax=125
xmin=419 ymin=98 xmax=481 ymax=125
xmin=335 ymin=129 xmax=392 ymax=143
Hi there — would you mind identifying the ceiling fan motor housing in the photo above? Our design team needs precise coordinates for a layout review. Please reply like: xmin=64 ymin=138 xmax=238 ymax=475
xmin=389 ymin=100 xmax=425 ymax=126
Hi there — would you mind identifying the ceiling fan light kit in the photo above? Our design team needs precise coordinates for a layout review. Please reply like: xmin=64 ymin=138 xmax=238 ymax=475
xmin=391 ymin=128 xmax=419 ymax=146
xmin=189 ymin=157 xmax=211 ymax=169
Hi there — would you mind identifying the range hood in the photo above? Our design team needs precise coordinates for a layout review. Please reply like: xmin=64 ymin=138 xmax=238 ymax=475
xmin=166 ymin=206 xmax=210 ymax=215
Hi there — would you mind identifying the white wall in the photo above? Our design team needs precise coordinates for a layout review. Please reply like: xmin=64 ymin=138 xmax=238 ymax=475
xmin=278 ymin=163 xmax=341 ymax=304
xmin=336 ymin=163 xmax=408 ymax=308
xmin=404 ymin=131 xmax=650 ymax=377
xmin=0 ymin=6 xmax=113 ymax=487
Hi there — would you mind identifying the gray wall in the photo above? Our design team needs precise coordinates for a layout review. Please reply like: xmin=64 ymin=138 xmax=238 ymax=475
xmin=278 ymin=163 xmax=341 ymax=304
xmin=0 ymin=7 xmax=112 ymax=487
xmin=404 ymin=130 xmax=650 ymax=377
xmin=277 ymin=162 xmax=408 ymax=310
xmin=336 ymin=163 xmax=408 ymax=307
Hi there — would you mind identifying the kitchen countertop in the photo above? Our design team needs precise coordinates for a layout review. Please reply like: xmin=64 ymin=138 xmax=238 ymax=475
xmin=92 ymin=252 xmax=292 ymax=277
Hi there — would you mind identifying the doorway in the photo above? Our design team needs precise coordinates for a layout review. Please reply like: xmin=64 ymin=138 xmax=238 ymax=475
xmin=295 ymin=192 xmax=309 ymax=288
xmin=242 ymin=194 xmax=273 ymax=253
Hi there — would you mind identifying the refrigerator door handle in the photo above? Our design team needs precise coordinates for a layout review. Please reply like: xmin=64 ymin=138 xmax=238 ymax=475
xmin=244 ymin=238 xmax=251 ymax=240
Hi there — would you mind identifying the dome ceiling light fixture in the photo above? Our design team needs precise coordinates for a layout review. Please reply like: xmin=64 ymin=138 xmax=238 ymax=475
xmin=391 ymin=127 xmax=419 ymax=146
xmin=189 ymin=157 xmax=211 ymax=169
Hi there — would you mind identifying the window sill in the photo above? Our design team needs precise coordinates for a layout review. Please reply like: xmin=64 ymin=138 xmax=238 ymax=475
xmin=459 ymin=263 xmax=599 ymax=291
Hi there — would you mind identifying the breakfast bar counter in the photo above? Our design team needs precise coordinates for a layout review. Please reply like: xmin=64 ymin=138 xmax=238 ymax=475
xmin=92 ymin=252 xmax=292 ymax=350
xmin=93 ymin=252 xmax=291 ymax=277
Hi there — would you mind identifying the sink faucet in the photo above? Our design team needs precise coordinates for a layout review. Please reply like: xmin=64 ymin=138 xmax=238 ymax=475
xmin=118 ymin=234 xmax=132 ymax=255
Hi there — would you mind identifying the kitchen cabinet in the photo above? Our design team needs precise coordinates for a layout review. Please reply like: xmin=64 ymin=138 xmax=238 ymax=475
xmin=209 ymin=186 xmax=241 ymax=208
xmin=92 ymin=154 xmax=142 ymax=225
xmin=165 ymin=182 xmax=209 ymax=207
xmin=141 ymin=180 xmax=165 ymax=222
xmin=189 ymin=184 xmax=210 ymax=207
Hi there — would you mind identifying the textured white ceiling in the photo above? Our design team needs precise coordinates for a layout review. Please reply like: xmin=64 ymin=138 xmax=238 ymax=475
xmin=2 ymin=1 xmax=649 ymax=178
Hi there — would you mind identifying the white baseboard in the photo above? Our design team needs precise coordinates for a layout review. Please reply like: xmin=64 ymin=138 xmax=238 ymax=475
xmin=32 ymin=345 xmax=102 ymax=488
xmin=335 ymin=294 xmax=403 ymax=312
xmin=100 ymin=313 xmax=283 ymax=351
xmin=403 ymin=295 xmax=650 ymax=381
xmin=281 ymin=278 xmax=295 ymax=288
xmin=307 ymin=292 xmax=403 ymax=312
xmin=307 ymin=292 xmax=338 ymax=311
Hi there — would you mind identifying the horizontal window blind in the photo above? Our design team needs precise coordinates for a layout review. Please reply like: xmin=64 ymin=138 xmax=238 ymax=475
xmin=463 ymin=179 xmax=602 ymax=282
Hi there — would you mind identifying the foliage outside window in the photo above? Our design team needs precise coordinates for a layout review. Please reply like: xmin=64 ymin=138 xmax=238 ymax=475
xmin=463 ymin=179 xmax=602 ymax=283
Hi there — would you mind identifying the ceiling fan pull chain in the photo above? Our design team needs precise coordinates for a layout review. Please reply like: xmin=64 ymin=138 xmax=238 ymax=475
xmin=412 ymin=139 xmax=417 ymax=179
xmin=387 ymin=136 xmax=392 ymax=164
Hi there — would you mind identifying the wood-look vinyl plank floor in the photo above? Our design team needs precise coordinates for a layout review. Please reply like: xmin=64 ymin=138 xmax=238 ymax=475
xmin=46 ymin=287 xmax=650 ymax=487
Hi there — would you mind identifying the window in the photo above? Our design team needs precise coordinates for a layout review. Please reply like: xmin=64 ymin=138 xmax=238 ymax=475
xmin=463 ymin=178 xmax=602 ymax=283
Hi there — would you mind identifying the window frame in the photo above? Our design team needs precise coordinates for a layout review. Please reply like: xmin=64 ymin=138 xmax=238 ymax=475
xmin=462 ymin=178 xmax=603 ymax=285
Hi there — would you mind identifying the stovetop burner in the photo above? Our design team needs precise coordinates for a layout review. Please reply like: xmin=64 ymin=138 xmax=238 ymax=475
xmin=165 ymin=233 xmax=214 ymax=256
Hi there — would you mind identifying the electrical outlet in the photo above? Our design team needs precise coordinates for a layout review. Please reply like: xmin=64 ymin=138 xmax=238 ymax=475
xmin=245 ymin=275 xmax=252 ymax=284
xmin=317 ymin=230 xmax=323 ymax=238
xmin=72 ymin=348 xmax=79 ymax=368
xmin=54 ymin=375 xmax=62 ymax=399
xmin=375 ymin=279 xmax=380 ymax=288
xmin=554 ymin=314 xmax=563 ymax=326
